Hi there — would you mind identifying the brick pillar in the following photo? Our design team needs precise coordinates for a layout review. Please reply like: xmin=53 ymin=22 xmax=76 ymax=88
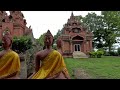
xmin=83 ymin=41 xmax=86 ymax=53
xmin=70 ymin=41 xmax=72 ymax=53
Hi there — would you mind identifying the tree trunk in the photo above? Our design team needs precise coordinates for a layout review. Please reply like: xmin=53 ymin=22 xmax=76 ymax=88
xmin=108 ymin=45 xmax=111 ymax=53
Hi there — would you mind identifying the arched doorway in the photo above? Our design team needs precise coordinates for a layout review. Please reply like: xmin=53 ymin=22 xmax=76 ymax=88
xmin=72 ymin=35 xmax=84 ymax=52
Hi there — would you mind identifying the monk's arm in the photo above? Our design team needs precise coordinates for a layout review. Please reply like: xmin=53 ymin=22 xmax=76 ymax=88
xmin=0 ymin=51 xmax=5 ymax=59
xmin=35 ymin=53 xmax=40 ymax=72
xmin=1 ymin=71 xmax=19 ymax=79
xmin=28 ymin=53 xmax=41 ymax=79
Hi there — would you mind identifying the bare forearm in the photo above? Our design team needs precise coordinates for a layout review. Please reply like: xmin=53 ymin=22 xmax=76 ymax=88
xmin=35 ymin=60 xmax=40 ymax=72
xmin=1 ymin=71 xmax=19 ymax=79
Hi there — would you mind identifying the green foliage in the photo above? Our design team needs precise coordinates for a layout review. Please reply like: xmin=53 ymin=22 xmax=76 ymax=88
xmin=109 ymin=51 xmax=118 ymax=56
xmin=101 ymin=11 xmax=120 ymax=52
xmin=52 ymin=44 xmax=57 ymax=50
xmin=76 ymin=11 xmax=120 ymax=53
xmin=97 ymin=48 xmax=105 ymax=55
xmin=118 ymin=47 xmax=120 ymax=55
xmin=96 ymin=50 xmax=104 ymax=58
xmin=54 ymin=29 xmax=62 ymax=44
xmin=37 ymin=33 xmax=45 ymax=47
xmin=89 ymin=51 xmax=97 ymax=58
xmin=89 ymin=49 xmax=104 ymax=58
xmin=75 ymin=13 xmax=105 ymax=49
xmin=12 ymin=36 xmax=33 ymax=53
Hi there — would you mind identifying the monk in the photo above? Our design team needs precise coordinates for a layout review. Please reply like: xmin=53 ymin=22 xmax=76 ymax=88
xmin=28 ymin=30 xmax=70 ymax=79
xmin=0 ymin=31 xmax=20 ymax=79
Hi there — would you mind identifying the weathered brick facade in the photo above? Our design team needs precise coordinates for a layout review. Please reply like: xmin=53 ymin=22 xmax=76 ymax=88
xmin=59 ymin=12 xmax=93 ymax=57
xmin=0 ymin=11 xmax=33 ymax=40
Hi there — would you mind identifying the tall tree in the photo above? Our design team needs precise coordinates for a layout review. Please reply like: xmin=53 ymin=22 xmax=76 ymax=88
xmin=76 ymin=12 xmax=105 ymax=49
xmin=101 ymin=11 xmax=120 ymax=52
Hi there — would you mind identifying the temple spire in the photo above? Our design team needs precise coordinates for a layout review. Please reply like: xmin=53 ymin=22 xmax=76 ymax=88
xmin=70 ymin=11 xmax=74 ymax=19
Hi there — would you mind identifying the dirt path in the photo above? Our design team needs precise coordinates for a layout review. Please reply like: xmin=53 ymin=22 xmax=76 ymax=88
xmin=72 ymin=68 xmax=92 ymax=79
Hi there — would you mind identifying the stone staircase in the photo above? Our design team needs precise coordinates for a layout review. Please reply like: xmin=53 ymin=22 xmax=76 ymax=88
xmin=73 ymin=51 xmax=88 ymax=58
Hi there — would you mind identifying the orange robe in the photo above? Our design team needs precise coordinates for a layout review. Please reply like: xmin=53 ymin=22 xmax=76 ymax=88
xmin=0 ymin=50 xmax=20 ymax=79
xmin=32 ymin=50 xmax=70 ymax=79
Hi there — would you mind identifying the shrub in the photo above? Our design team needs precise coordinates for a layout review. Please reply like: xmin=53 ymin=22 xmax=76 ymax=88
xmin=89 ymin=51 xmax=97 ymax=58
xmin=12 ymin=36 xmax=33 ymax=53
xmin=96 ymin=50 xmax=104 ymax=58
xmin=89 ymin=49 xmax=104 ymax=58
xmin=118 ymin=47 xmax=120 ymax=55
xmin=109 ymin=51 xmax=118 ymax=56
xmin=97 ymin=48 xmax=105 ymax=55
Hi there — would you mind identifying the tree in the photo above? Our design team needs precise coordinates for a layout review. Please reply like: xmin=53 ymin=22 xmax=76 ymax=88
xmin=53 ymin=29 xmax=62 ymax=44
xmin=76 ymin=11 xmax=120 ymax=53
xmin=37 ymin=33 xmax=46 ymax=47
xmin=101 ymin=11 xmax=120 ymax=52
xmin=76 ymin=12 xmax=105 ymax=49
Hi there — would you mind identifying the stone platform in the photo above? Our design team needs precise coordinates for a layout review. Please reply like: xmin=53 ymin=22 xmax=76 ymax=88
xmin=73 ymin=51 xmax=88 ymax=58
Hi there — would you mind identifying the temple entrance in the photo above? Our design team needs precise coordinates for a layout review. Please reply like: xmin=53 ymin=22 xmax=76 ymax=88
xmin=74 ymin=44 xmax=80 ymax=51
xmin=59 ymin=12 xmax=93 ymax=57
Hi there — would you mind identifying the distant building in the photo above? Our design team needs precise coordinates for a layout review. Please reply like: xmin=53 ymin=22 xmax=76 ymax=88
xmin=0 ymin=11 xmax=34 ymax=40
xmin=58 ymin=12 xmax=94 ymax=57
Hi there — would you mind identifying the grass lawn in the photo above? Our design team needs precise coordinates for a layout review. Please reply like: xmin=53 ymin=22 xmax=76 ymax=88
xmin=64 ymin=56 xmax=120 ymax=79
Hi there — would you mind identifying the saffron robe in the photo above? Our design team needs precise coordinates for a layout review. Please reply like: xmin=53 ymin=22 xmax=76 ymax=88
xmin=32 ymin=50 xmax=69 ymax=79
xmin=0 ymin=50 xmax=20 ymax=79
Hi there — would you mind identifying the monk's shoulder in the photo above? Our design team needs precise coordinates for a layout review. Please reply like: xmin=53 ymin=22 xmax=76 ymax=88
xmin=0 ymin=50 xmax=4 ymax=58
xmin=11 ymin=50 xmax=19 ymax=57
xmin=53 ymin=50 xmax=61 ymax=56
xmin=35 ymin=50 xmax=45 ymax=58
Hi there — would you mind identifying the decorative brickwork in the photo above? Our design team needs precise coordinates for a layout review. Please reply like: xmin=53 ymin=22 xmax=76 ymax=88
xmin=59 ymin=12 xmax=93 ymax=57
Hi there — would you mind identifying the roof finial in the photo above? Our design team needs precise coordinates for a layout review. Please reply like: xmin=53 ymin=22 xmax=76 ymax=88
xmin=71 ymin=11 xmax=74 ymax=16
xmin=70 ymin=11 xmax=74 ymax=19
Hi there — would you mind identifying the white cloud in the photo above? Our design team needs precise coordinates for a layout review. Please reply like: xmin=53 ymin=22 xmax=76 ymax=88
xmin=7 ymin=11 xmax=101 ymax=39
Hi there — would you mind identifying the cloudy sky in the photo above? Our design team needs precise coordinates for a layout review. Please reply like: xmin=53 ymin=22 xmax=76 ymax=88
xmin=7 ymin=11 xmax=101 ymax=39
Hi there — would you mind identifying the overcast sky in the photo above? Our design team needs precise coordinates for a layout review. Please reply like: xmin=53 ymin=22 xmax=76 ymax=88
xmin=7 ymin=11 xmax=101 ymax=39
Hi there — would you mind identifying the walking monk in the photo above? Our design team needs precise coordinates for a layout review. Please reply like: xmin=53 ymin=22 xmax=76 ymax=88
xmin=0 ymin=31 xmax=20 ymax=79
xmin=28 ymin=30 xmax=70 ymax=79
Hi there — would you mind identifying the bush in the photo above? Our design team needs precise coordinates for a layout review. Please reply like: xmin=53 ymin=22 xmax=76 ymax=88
xmin=96 ymin=50 xmax=104 ymax=58
xmin=89 ymin=49 xmax=104 ymax=58
xmin=109 ymin=51 xmax=118 ymax=56
xmin=89 ymin=51 xmax=97 ymax=58
xmin=118 ymin=47 xmax=120 ymax=55
xmin=97 ymin=48 xmax=105 ymax=55
xmin=12 ymin=36 xmax=33 ymax=53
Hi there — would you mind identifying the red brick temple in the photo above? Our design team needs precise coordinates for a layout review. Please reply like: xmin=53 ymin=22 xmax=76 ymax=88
xmin=59 ymin=12 xmax=93 ymax=57
xmin=0 ymin=11 xmax=33 ymax=40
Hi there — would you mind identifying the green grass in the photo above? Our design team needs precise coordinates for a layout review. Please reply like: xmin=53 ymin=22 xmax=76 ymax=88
xmin=64 ymin=56 xmax=120 ymax=79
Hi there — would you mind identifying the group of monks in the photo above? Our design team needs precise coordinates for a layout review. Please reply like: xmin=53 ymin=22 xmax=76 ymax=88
xmin=0 ymin=30 xmax=70 ymax=79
